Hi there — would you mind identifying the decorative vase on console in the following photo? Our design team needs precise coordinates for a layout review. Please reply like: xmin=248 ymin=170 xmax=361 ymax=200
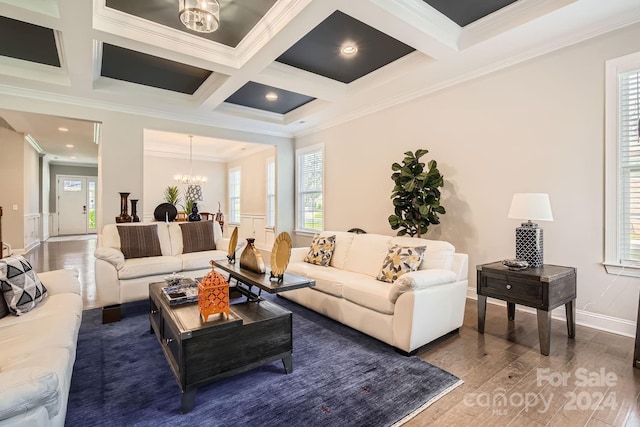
xmin=116 ymin=192 xmax=132 ymax=223
xmin=240 ymin=238 xmax=266 ymax=274
xmin=130 ymin=199 xmax=140 ymax=222
xmin=188 ymin=202 xmax=201 ymax=222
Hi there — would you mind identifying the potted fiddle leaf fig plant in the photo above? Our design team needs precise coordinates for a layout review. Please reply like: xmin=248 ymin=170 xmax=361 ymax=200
xmin=388 ymin=149 xmax=445 ymax=238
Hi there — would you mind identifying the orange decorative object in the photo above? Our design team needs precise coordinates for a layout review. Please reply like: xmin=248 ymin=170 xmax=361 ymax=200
xmin=198 ymin=261 xmax=230 ymax=322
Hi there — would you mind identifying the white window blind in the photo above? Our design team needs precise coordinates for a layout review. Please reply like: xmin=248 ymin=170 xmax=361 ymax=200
xmin=266 ymin=159 xmax=275 ymax=228
xmin=229 ymin=168 xmax=241 ymax=224
xmin=619 ymin=69 xmax=640 ymax=264
xmin=296 ymin=145 xmax=323 ymax=232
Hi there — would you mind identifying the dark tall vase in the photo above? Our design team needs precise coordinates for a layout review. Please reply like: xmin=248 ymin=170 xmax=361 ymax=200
xmin=130 ymin=199 xmax=140 ymax=223
xmin=116 ymin=192 xmax=132 ymax=223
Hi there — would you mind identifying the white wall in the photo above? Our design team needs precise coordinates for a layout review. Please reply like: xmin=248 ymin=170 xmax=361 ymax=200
xmin=143 ymin=155 xmax=226 ymax=221
xmin=0 ymin=127 xmax=25 ymax=250
xmin=295 ymin=23 xmax=640 ymax=332
xmin=226 ymin=147 xmax=277 ymax=249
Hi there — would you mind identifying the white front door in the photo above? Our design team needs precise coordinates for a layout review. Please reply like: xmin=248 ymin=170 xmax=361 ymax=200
xmin=57 ymin=176 xmax=88 ymax=235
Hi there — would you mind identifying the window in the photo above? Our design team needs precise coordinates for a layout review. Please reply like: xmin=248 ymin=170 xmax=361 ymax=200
xmin=296 ymin=144 xmax=323 ymax=232
xmin=605 ymin=53 xmax=640 ymax=276
xmin=266 ymin=158 xmax=275 ymax=228
xmin=229 ymin=167 xmax=241 ymax=224
xmin=63 ymin=180 xmax=82 ymax=192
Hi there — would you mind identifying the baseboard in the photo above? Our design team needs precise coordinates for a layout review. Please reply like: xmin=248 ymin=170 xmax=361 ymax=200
xmin=466 ymin=287 xmax=637 ymax=338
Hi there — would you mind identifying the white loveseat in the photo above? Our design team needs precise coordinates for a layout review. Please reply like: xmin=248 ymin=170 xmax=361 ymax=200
xmin=94 ymin=221 xmax=229 ymax=322
xmin=0 ymin=269 xmax=82 ymax=427
xmin=281 ymin=231 xmax=468 ymax=354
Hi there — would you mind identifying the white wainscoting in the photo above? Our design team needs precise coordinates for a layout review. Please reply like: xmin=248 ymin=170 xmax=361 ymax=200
xmin=238 ymin=214 xmax=274 ymax=251
xmin=23 ymin=213 xmax=40 ymax=253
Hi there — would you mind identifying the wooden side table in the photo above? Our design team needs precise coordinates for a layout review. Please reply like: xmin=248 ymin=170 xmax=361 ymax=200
xmin=476 ymin=262 xmax=577 ymax=356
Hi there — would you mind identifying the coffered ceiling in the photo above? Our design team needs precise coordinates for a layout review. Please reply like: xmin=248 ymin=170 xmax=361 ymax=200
xmin=0 ymin=0 xmax=639 ymax=145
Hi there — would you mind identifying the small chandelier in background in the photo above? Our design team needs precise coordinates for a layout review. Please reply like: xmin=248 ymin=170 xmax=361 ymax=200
xmin=175 ymin=135 xmax=207 ymax=202
xmin=178 ymin=0 xmax=220 ymax=33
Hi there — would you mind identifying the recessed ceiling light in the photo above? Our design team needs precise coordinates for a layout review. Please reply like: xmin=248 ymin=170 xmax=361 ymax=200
xmin=341 ymin=44 xmax=358 ymax=55
xmin=65 ymin=144 xmax=74 ymax=148
xmin=265 ymin=92 xmax=278 ymax=102
xmin=70 ymin=156 xmax=77 ymax=159
xmin=58 ymin=127 xmax=69 ymax=132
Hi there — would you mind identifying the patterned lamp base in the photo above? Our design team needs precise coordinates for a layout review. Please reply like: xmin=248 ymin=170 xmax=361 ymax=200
xmin=515 ymin=222 xmax=544 ymax=267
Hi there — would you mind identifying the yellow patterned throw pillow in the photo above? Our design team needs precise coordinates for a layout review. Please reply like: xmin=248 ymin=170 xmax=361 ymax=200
xmin=304 ymin=234 xmax=336 ymax=266
xmin=376 ymin=245 xmax=426 ymax=283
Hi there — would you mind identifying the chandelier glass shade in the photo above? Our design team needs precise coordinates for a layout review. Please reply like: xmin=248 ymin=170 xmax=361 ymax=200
xmin=178 ymin=0 xmax=220 ymax=33
xmin=175 ymin=135 xmax=207 ymax=199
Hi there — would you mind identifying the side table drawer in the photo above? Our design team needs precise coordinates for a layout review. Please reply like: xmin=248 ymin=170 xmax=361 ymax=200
xmin=479 ymin=272 xmax=543 ymax=307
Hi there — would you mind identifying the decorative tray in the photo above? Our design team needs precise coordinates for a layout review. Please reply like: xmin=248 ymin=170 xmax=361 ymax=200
xmin=501 ymin=259 xmax=529 ymax=271
xmin=162 ymin=278 xmax=198 ymax=305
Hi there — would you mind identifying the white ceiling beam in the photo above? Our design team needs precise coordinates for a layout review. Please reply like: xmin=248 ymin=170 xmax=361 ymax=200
xmin=255 ymin=62 xmax=347 ymax=102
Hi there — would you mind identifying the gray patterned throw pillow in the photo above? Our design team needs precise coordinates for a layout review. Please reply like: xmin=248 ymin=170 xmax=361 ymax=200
xmin=0 ymin=255 xmax=48 ymax=316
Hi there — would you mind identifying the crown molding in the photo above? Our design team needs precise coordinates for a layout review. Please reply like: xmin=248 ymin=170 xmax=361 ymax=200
xmin=0 ymin=0 xmax=59 ymax=18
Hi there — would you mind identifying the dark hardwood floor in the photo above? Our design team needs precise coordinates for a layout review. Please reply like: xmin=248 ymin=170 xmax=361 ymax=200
xmin=23 ymin=237 xmax=640 ymax=426
xmin=24 ymin=235 xmax=98 ymax=309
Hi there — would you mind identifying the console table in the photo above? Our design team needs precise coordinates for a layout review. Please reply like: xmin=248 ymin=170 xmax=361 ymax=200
xmin=477 ymin=262 xmax=576 ymax=356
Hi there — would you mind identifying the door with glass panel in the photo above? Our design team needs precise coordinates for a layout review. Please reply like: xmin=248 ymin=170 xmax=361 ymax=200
xmin=57 ymin=176 xmax=97 ymax=235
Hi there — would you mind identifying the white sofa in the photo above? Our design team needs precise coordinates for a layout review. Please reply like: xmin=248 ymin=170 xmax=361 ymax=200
xmin=0 ymin=269 xmax=83 ymax=427
xmin=94 ymin=221 xmax=229 ymax=322
xmin=281 ymin=231 xmax=468 ymax=354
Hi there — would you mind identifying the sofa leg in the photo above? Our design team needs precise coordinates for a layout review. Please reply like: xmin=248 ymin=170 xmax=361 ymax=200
xmin=102 ymin=304 xmax=122 ymax=324
xmin=394 ymin=347 xmax=418 ymax=357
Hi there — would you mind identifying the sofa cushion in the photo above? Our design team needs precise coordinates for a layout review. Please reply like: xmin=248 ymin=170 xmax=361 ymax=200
xmin=389 ymin=269 xmax=458 ymax=303
xmin=0 ymin=367 xmax=60 ymax=421
xmin=287 ymin=261 xmax=364 ymax=298
xmin=342 ymin=278 xmax=396 ymax=315
xmin=169 ymin=222 xmax=223 ymax=255
xmin=117 ymin=256 xmax=182 ymax=280
xmin=390 ymin=236 xmax=455 ymax=270
xmin=376 ymin=245 xmax=426 ymax=283
xmin=320 ymin=231 xmax=355 ymax=270
xmin=117 ymin=225 xmax=163 ymax=259
xmin=0 ymin=313 xmax=79 ymax=360
xmin=181 ymin=250 xmax=228 ymax=271
xmin=304 ymin=234 xmax=336 ymax=266
xmin=0 ymin=255 xmax=48 ymax=316
xmin=343 ymin=234 xmax=392 ymax=277
xmin=179 ymin=221 xmax=215 ymax=253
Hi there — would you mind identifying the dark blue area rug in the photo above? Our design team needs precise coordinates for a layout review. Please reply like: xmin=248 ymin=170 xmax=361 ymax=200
xmin=67 ymin=296 xmax=462 ymax=426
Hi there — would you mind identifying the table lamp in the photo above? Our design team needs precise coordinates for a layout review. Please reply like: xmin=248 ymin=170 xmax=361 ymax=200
xmin=507 ymin=193 xmax=553 ymax=267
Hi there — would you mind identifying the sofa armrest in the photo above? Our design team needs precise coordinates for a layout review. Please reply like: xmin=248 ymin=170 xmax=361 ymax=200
xmin=215 ymin=237 xmax=230 ymax=252
xmin=38 ymin=269 xmax=80 ymax=295
xmin=389 ymin=269 xmax=457 ymax=303
xmin=94 ymin=247 xmax=125 ymax=270
xmin=290 ymin=247 xmax=308 ymax=263
xmin=0 ymin=368 xmax=60 ymax=421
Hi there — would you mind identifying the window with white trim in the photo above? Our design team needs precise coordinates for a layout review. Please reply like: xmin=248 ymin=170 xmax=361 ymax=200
xmin=266 ymin=157 xmax=275 ymax=228
xmin=229 ymin=167 xmax=241 ymax=224
xmin=296 ymin=144 xmax=323 ymax=232
xmin=605 ymin=52 xmax=640 ymax=276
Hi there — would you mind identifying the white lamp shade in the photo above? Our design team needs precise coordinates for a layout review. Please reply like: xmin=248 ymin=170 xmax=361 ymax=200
xmin=508 ymin=193 xmax=553 ymax=221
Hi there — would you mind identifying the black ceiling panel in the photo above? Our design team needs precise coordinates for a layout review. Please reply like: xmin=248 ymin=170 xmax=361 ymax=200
xmin=276 ymin=11 xmax=415 ymax=84
xmin=0 ymin=16 xmax=60 ymax=67
xmin=226 ymin=82 xmax=315 ymax=114
xmin=105 ymin=0 xmax=277 ymax=48
xmin=423 ymin=0 xmax=518 ymax=27
xmin=101 ymin=44 xmax=212 ymax=95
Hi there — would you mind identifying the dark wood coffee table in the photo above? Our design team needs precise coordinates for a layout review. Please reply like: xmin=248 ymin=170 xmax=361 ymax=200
xmin=212 ymin=260 xmax=315 ymax=301
xmin=149 ymin=282 xmax=293 ymax=413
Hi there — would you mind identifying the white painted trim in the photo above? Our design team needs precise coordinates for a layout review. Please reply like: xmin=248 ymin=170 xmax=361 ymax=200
xmin=466 ymin=287 xmax=637 ymax=338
